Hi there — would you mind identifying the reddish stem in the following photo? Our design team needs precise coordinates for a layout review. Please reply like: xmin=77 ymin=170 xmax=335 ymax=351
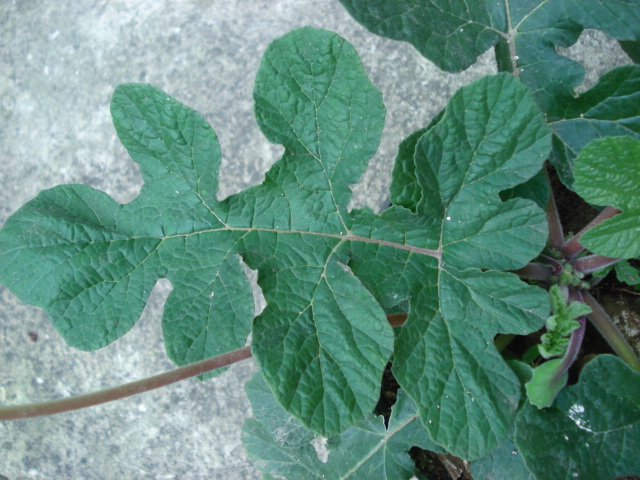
xmin=551 ymin=287 xmax=587 ymax=384
xmin=572 ymin=254 xmax=621 ymax=274
xmin=546 ymin=185 xmax=564 ymax=249
xmin=512 ymin=262 xmax=553 ymax=281
xmin=0 ymin=346 xmax=252 ymax=421
xmin=1 ymin=313 xmax=408 ymax=421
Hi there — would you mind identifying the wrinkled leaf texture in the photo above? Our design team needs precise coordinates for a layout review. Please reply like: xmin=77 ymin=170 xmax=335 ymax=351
xmin=337 ymin=0 xmax=640 ymax=188
xmin=0 ymin=27 xmax=394 ymax=436
xmin=351 ymin=71 xmax=551 ymax=460
xmin=573 ymin=136 xmax=640 ymax=258
xmin=0 ymin=27 xmax=550 ymax=459
xmin=242 ymin=371 xmax=444 ymax=480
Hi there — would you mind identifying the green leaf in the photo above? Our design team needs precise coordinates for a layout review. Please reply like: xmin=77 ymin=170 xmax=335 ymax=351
xmin=242 ymin=27 xmax=394 ymax=436
xmin=349 ymin=73 xmax=552 ymax=460
xmin=525 ymin=358 xmax=569 ymax=409
xmin=0 ymin=29 xmax=550 ymax=452
xmin=527 ymin=287 xmax=592 ymax=409
xmin=338 ymin=1 xmax=640 ymax=191
xmin=515 ymin=355 xmax=640 ymax=480
xmin=389 ymin=127 xmax=428 ymax=212
xmin=615 ymin=260 xmax=640 ymax=286
xmin=337 ymin=0 xmax=506 ymax=73
xmin=0 ymin=87 xmax=254 ymax=380
xmin=548 ymin=65 xmax=640 ymax=188
xmin=0 ymin=27 xmax=394 ymax=435
xmin=338 ymin=1 xmax=640 ymax=109
xmin=472 ymin=361 xmax=536 ymax=479
xmin=573 ymin=136 xmax=640 ymax=258
xmin=538 ymin=285 xmax=590 ymax=360
xmin=243 ymin=371 xmax=443 ymax=480
xmin=471 ymin=435 xmax=535 ymax=480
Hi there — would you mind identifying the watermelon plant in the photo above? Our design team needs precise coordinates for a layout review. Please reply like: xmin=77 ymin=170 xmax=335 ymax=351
xmin=1 ymin=1 xmax=640 ymax=479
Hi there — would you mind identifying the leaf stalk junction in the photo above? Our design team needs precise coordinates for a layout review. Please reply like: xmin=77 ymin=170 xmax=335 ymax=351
xmin=515 ymin=187 xmax=640 ymax=376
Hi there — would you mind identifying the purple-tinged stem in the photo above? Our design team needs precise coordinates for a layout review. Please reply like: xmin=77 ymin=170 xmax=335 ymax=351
xmin=552 ymin=319 xmax=586 ymax=385
xmin=513 ymin=262 xmax=553 ymax=281
xmin=546 ymin=186 xmax=564 ymax=249
xmin=561 ymin=206 xmax=621 ymax=258
xmin=551 ymin=288 xmax=587 ymax=384
xmin=572 ymin=254 xmax=621 ymax=274
xmin=0 ymin=345 xmax=253 ymax=421
xmin=540 ymin=255 xmax=564 ymax=275
xmin=582 ymin=292 xmax=640 ymax=372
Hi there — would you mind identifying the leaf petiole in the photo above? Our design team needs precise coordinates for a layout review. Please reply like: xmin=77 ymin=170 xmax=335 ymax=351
xmin=512 ymin=262 xmax=554 ymax=281
xmin=0 ymin=312 xmax=412 ymax=422
xmin=0 ymin=346 xmax=252 ymax=421
xmin=545 ymin=177 xmax=564 ymax=249
xmin=583 ymin=292 xmax=640 ymax=372
xmin=571 ymin=254 xmax=621 ymax=275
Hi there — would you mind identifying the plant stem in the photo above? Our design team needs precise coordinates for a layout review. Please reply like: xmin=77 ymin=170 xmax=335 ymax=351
xmin=561 ymin=206 xmax=621 ymax=258
xmin=540 ymin=254 xmax=564 ymax=275
xmin=572 ymin=254 xmax=620 ymax=274
xmin=512 ymin=262 xmax=553 ymax=281
xmin=0 ymin=345 xmax=252 ymax=421
xmin=582 ymin=292 xmax=640 ymax=372
xmin=554 ymin=318 xmax=587 ymax=384
xmin=494 ymin=36 xmax=514 ymax=73
xmin=545 ymin=184 xmax=564 ymax=250
xmin=0 ymin=313 xmax=408 ymax=422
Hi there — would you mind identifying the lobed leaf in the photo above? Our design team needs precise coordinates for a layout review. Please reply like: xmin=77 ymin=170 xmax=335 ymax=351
xmin=337 ymin=0 xmax=505 ymax=73
xmin=241 ymin=27 xmax=395 ymax=436
xmin=338 ymin=1 xmax=640 ymax=189
xmin=0 ymin=28 xmax=552 ymax=452
xmin=0 ymin=86 xmax=254 ymax=374
xmin=351 ymin=73 xmax=552 ymax=460
xmin=338 ymin=1 xmax=640 ymax=107
xmin=0 ymin=27 xmax=395 ymax=434
xmin=548 ymin=65 xmax=640 ymax=188
xmin=573 ymin=136 xmax=640 ymax=258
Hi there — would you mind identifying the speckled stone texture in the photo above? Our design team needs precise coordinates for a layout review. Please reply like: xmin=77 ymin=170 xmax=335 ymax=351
xmin=0 ymin=1 xmax=630 ymax=479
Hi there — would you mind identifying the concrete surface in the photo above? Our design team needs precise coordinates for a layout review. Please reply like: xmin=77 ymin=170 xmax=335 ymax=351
xmin=0 ymin=1 xmax=630 ymax=479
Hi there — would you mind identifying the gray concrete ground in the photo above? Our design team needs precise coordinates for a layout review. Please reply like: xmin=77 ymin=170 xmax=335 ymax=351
xmin=0 ymin=1 xmax=630 ymax=479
